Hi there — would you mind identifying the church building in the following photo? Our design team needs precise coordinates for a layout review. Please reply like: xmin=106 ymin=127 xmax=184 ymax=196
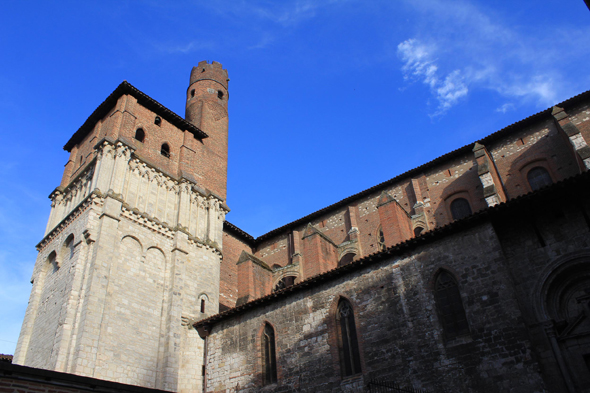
xmin=8 ymin=62 xmax=590 ymax=393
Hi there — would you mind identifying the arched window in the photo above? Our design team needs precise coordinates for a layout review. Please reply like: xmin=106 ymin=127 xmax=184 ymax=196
xmin=377 ymin=227 xmax=386 ymax=251
xmin=527 ymin=166 xmax=552 ymax=191
xmin=134 ymin=128 xmax=145 ymax=142
xmin=217 ymin=90 xmax=224 ymax=99
xmin=450 ymin=198 xmax=472 ymax=221
xmin=61 ymin=234 xmax=75 ymax=261
xmin=154 ymin=116 xmax=162 ymax=126
xmin=262 ymin=323 xmax=277 ymax=385
xmin=414 ymin=226 xmax=424 ymax=237
xmin=336 ymin=299 xmax=361 ymax=377
xmin=339 ymin=253 xmax=355 ymax=267
xmin=198 ymin=294 xmax=209 ymax=314
xmin=434 ymin=271 xmax=469 ymax=340
xmin=273 ymin=276 xmax=295 ymax=292
xmin=161 ymin=143 xmax=170 ymax=158
xmin=47 ymin=251 xmax=58 ymax=273
xmin=190 ymin=89 xmax=195 ymax=98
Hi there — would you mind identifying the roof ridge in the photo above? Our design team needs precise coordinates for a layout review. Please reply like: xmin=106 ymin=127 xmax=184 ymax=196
xmin=239 ymin=88 xmax=590 ymax=243
xmin=198 ymin=170 xmax=590 ymax=327
xmin=63 ymin=81 xmax=208 ymax=152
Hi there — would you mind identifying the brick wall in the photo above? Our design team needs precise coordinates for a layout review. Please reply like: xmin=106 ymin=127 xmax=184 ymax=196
xmin=220 ymin=230 xmax=252 ymax=310
xmin=218 ymin=99 xmax=590 ymax=309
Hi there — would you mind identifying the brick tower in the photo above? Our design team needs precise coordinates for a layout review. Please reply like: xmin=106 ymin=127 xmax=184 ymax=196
xmin=13 ymin=63 xmax=230 ymax=393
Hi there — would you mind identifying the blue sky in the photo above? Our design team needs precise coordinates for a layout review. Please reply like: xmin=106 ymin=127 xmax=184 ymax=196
xmin=0 ymin=1 xmax=589 ymax=355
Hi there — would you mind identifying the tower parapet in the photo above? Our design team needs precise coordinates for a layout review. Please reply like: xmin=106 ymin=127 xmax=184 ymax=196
xmin=185 ymin=60 xmax=229 ymax=126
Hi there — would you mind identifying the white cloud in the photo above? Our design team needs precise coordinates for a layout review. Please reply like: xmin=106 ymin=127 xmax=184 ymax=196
xmin=154 ymin=40 xmax=215 ymax=55
xmin=397 ymin=0 xmax=590 ymax=115
xmin=496 ymin=103 xmax=515 ymax=114
xmin=204 ymin=0 xmax=346 ymax=27
xmin=397 ymin=39 xmax=468 ymax=115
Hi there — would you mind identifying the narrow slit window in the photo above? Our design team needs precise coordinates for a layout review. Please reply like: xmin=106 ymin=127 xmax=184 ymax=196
xmin=434 ymin=271 xmax=469 ymax=340
xmin=191 ymin=89 xmax=195 ymax=98
xmin=161 ymin=143 xmax=170 ymax=158
xmin=217 ymin=90 xmax=224 ymax=99
xmin=337 ymin=299 xmax=361 ymax=377
xmin=262 ymin=323 xmax=277 ymax=385
xmin=527 ymin=166 xmax=552 ymax=191
xmin=377 ymin=227 xmax=385 ymax=251
xmin=200 ymin=299 xmax=205 ymax=313
xmin=134 ymin=128 xmax=145 ymax=142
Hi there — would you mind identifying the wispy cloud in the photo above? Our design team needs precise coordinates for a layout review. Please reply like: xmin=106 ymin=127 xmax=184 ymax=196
xmin=154 ymin=40 xmax=216 ymax=55
xmin=496 ymin=103 xmax=515 ymax=114
xmin=398 ymin=39 xmax=468 ymax=116
xmin=397 ymin=0 xmax=590 ymax=116
xmin=208 ymin=0 xmax=346 ymax=27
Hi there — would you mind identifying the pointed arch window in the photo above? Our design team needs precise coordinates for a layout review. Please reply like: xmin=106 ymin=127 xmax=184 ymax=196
xmin=377 ymin=227 xmax=385 ymax=251
xmin=336 ymin=299 xmax=361 ymax=377
xmin=434 ymin=271 xmax=469 ymax=339
xmin=527 ymin=166 xmax=552 ymax=191
xmin=450 ymin=198 xmax=472 ymax=221
xmin=262 ymin=323 xmax=277 ymax=385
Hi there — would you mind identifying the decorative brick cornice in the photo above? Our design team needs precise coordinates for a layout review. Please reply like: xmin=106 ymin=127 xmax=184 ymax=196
xmin=37 ymin=191 xmax=104 ymax=251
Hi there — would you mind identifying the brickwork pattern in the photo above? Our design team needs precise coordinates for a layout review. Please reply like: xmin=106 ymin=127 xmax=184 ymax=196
xmin=207 ymin=222 xmax=550 ymax=392
xmin=221 ymin=102 xmax=590 ymax=306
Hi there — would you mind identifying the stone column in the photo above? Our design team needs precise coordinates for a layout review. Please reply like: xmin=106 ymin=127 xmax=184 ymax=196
xmin=91 ymin=142 xmax=116 ymax=194
xmin=159 ymin=231 xmax=189 ymax=392
xmin=72 ymin=195 xmax=122 ymax=378
xmin=552 ymin=106 xmax=590 ymax=171
xmin=108 ymin=142 xmax=132 ymax=196
xmin=542 ymin=321 xmax=576 ymax=393
xmin=473 ymin=142 xmax=506 ymax=206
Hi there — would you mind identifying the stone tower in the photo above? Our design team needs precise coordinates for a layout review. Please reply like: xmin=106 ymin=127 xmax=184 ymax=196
xmin=13 ymin=62 xmax=230 ymax=393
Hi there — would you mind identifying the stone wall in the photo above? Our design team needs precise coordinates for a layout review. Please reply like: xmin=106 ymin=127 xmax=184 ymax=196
xmin=15 ymin=139 xmax=226 ymax=392
xmin=206 ymin=222 xmax=548 ymax=393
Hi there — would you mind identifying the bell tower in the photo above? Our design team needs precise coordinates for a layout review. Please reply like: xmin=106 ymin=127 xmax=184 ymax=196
xmin=184 ymin=60 xmax=229 ymax=201
xmin=13 ymin=64 xmax=229 ymax=393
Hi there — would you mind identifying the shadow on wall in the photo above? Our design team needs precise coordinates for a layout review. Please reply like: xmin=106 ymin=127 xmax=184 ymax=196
xmin=431 ymin=162 xmax=482 ymax=227
xmin=501 ymin=130 xmax=579 ymax=199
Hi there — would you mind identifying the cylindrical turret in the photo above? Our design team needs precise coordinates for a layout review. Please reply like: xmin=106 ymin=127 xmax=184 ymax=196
xmin=185 ymin=60 xmax=229 ymax=127
xmin=184 ymin=61 xmax=229 ymax=200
